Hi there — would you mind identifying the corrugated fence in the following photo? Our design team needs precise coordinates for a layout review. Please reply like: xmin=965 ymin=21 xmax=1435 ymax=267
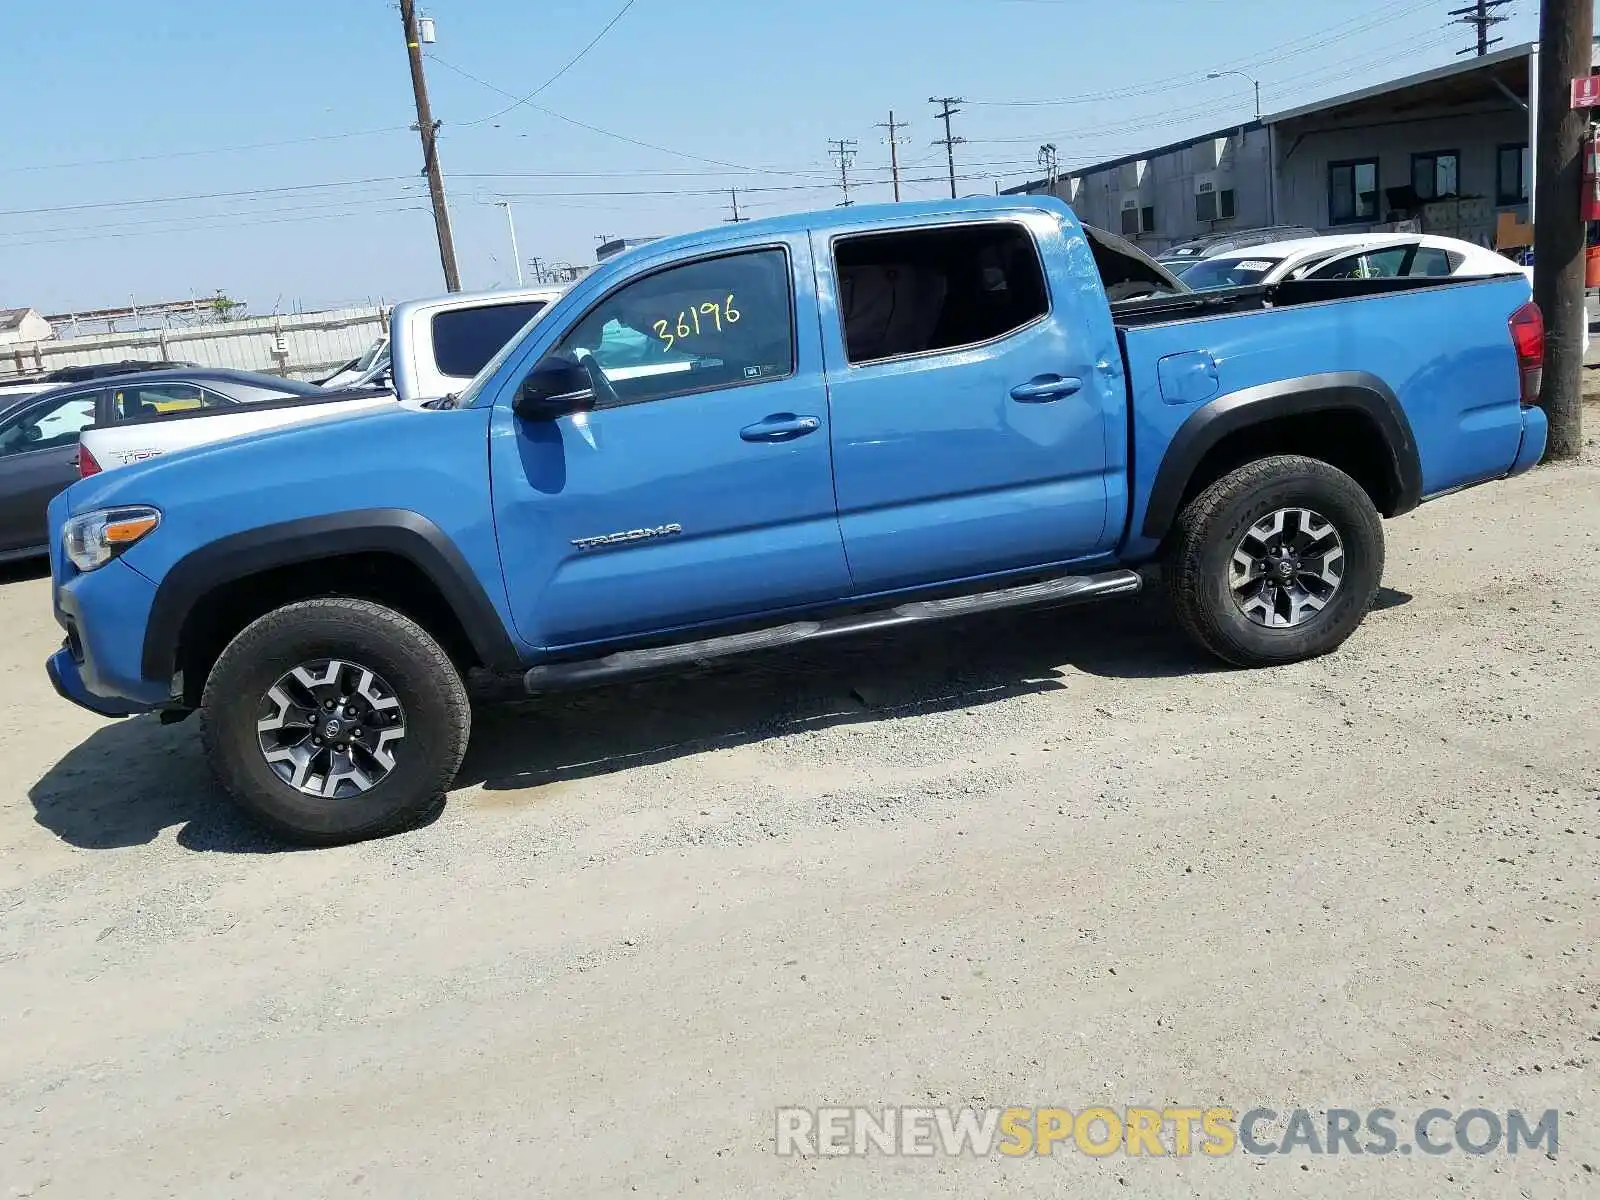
xmin=0 ymin=306 xmax=388 ymax=383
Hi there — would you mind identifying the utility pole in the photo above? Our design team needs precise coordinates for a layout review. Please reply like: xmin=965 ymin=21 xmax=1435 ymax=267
xmin=876 ymin=110 xmax=910 ymax=201
xmin=929 ymin=97 xmax=966 ymax=198
xmin=829 ymin=139 xmax=858 ymax=207
xmin=1449 ymin=0 xmax=1510 ymax=56
xmin=528 ymin=255 xmax=546 ymax=285
xmin=1533 ymin=0 xmax=1594 ymax=460
xmin=398 ymin=0 xmax=461 ymax=291
xmin=1037 ymin=143 xmax=1061 ymax=196
xmin=725 ymin=188 xmax=748 ymax=222
xmin=496 ymin=201 xmax=523 ymax=286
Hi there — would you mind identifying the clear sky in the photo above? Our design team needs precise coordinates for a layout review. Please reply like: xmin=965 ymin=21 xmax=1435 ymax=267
xmin=0 ymin=0 xmax=1548 ymax=316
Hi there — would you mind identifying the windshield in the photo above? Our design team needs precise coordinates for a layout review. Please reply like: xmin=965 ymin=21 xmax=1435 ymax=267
xmin=1177 ymin=256 xmax=1284 ymax=291
xmin=353 ymin=337 xmax=388 ymax=373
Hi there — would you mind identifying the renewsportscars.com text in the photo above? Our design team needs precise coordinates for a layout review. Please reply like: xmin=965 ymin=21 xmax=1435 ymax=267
xmin=774 ymin=1106 xmax=1559 ymax=1159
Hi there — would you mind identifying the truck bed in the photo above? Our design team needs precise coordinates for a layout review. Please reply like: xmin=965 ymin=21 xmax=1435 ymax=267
xmin=1115 ymin=270 xmax=1535 ymax=559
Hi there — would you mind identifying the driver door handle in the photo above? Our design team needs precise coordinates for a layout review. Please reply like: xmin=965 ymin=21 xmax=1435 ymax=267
xmin=1009 ymin=375 xmax=1083 ymax=403
xmin=740 ymin=413 xmax=821 ymax=442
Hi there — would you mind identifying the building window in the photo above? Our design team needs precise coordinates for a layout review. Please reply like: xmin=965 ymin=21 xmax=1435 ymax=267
xmin=1196 ymin=188 xmax=1237 ymax=223
xmin=1120 ymin=206 xmax=1155 ymax=236
xmin=1328 ymin=158 xmax=1379 ymax=225
xmin=1497 ymin=143 xmax=1531 ymax=205
xmin=1411 ymin=151 xmax=1459 ymax=200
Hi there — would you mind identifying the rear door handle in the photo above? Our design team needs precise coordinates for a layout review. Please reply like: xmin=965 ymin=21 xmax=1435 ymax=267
xmin=740 ymin=413 xmax=822 ymax=442
xmin=1009 ymin=375 xmax=1083 ymax=403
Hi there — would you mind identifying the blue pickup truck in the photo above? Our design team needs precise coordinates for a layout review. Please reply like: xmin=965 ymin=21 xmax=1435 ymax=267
xmin=45 ymin=198 xmax=1547 ymax=843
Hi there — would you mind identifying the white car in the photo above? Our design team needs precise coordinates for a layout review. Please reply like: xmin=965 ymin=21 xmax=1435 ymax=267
xmin=75 ymin=286 xmax=572 ymax=476
xmin=389 ymin=285 xmax=567 ymax=402
xmin=1175 ymin=233 xmax=1523 ymax=291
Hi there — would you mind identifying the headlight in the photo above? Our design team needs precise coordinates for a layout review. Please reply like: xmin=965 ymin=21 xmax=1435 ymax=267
xmin=62 ymin=506 xmax=161 ymax=572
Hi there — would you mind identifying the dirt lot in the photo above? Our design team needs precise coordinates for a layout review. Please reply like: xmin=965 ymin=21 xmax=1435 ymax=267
xmin=2 ymin=439 xmax=1598 ymax=1198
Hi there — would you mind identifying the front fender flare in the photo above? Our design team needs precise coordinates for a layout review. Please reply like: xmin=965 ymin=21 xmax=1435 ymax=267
xmin=1140 ymin=370 xmax=1422 ymax=542
xmin=139 ymin=508 xmax=522 ymax=683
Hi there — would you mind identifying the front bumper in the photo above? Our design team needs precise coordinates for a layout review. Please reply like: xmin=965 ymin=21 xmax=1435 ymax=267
xmin=46 ymin=555 xmax=170 ymax=718
xmin=47 ymin=646 xmax=145 ymax=718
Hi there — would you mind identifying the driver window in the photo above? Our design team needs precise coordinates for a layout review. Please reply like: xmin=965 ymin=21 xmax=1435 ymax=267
xmin=0 ymin=393 xmax=97 ymax=457
xmin=551 ymin=248 xmax=794 ymax=408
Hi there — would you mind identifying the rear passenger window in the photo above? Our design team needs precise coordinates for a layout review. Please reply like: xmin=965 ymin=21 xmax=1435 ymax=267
xmin=114 ymin=383 xmax=225 ymax=419
xmin=1408 ymin=248 xmax=1460 ymax=278
xmin=431 ymin=301 xmax=550 ymax=380
xmin=833 ymin=223 xmax=1048 ymax=364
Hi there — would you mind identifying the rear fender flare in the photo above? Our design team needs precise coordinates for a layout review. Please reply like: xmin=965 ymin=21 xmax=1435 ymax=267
xmin=1140 ymin=370 xmax=1422 ymax=542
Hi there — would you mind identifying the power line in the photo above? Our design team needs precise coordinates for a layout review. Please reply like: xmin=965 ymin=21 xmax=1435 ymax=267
xmin=0 ymin=205 xmax=430 ymax=249
xmin=829 ymin=139 xmax=858 ymax=207
xmin=967 ymin=0 xmax=1435 ymax=107
xmin=929 ymin=97 xmax=966 ymax=199
xmin=0 ymin=126 xmax=415 ymax=176
xmin=0 ymin=175 xmax=412 ymax=219
xmin=426 ymin=53 xmax=765 ymax=173
xmin=460 ymin=0 xmax=639 ymax=125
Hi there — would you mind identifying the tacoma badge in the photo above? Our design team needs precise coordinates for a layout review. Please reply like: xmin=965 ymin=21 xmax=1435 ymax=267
xmin=571 ymin=523 xmax=684 ymax=551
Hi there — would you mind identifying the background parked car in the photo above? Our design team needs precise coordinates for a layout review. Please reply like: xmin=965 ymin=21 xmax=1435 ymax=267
xmin=0 ymin=358 xmax=196 ymax=407
xmin=1173 ymin=233 xmax=1521 ymax=290
xmin=1155 ymin=225 xmax=1319 ymax=270
xmin=0 ymin=368 xmax=360 ymax=561
xmin=315 ymin=336 xmax=392 ymax=390
xmin=388 ymin=285 xmax=567 ymax=401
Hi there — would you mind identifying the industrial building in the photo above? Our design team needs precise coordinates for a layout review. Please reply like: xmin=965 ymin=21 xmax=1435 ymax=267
xmin=1006 ymin=40 xmax=1589 ymax=253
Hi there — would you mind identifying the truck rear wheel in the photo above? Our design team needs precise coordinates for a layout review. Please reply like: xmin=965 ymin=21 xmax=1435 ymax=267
xmin=1165 ymin=454 xmax=1384 ymax=668
xmin=199 ymin=597 xmax=471 ymax=845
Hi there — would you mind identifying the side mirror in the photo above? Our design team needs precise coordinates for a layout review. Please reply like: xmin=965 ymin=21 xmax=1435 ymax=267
xmin=20 ymin=425 xmax=42 ymax=444
xmin=513 ymin=356 xmax=594 ymax=421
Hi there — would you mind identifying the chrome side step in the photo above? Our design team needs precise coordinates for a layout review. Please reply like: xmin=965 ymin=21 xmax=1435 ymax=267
xmin=522 ymin=568 xmax=1143 ymax=694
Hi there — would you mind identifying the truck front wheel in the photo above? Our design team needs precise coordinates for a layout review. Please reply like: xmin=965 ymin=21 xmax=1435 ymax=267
xmin=1165 ymin=454 xmax=1385 ymax=668
xmin=199 ymin=598 xmax=471 ymax=845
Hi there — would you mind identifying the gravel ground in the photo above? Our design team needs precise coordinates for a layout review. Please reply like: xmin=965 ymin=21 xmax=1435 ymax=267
xmin=1 ymin=437 xmax=1597 ymax=1198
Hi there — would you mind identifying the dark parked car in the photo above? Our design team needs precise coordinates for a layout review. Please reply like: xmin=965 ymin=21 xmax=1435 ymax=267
xmin=0 ymin=368 xmax=330 ymax=562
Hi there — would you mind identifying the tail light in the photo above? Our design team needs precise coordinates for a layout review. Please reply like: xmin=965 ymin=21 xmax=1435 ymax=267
xmin=76 ymin=443 xmax=102 ymax=478
xmin=1509 ymin=300 xmax=1544 ymax=407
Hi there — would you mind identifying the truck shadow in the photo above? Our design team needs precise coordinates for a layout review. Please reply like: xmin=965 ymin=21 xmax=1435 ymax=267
xmin=457 ymin=593 xmax=1215 ymax=794
xmin=27 ymin=715 xmax=302 ymax=853
xmin=29 ymin=587 xmax=1412 ymax=850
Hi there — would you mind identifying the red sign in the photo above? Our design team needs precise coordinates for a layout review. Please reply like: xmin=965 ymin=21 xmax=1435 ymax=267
xmin=1573 ymin=75 xmax=1600 ymax=108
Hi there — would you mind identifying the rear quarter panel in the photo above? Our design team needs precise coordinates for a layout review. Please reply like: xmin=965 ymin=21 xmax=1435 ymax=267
xmin=1120 ymin=274 xmax=1531 ymax=558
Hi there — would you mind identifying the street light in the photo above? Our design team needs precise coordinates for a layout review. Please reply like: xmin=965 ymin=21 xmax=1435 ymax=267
xmin=1208 ymin=70 xmax=1273 ymax=225
xmin=1208 ymin=70 xmax=1261 ymax=121
xmin=495 ymin=201 xmax=524 ymax=287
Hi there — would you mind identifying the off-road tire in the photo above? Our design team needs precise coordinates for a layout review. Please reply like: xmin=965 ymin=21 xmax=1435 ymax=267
xmin=1166 ymin=454 xmax=1385 ymax=667
xmin=200 ymin=598 xmax=470 ymax=845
